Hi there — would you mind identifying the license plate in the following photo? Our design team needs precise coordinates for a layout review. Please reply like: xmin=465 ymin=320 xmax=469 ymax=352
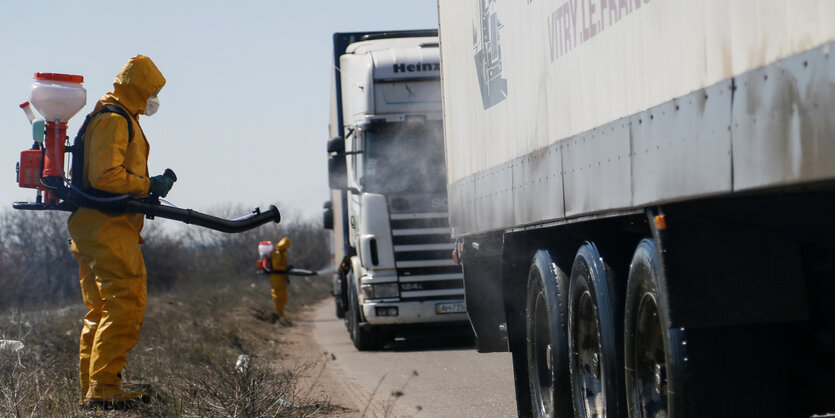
xmin=436 ymin=302 xmax=466 ymax=314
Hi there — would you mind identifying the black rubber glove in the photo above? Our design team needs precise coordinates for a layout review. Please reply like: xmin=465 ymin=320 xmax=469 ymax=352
xmin=149 ymin=175 xmax=174 ymax=198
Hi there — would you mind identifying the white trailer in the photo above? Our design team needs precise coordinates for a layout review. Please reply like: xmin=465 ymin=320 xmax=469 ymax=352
xmin=324 ymin=31 xmax=469 ymax=351
xmin=438 ymin=0 xmax=835 ymax=416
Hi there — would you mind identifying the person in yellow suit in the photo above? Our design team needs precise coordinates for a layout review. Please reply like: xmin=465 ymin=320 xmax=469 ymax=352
xmin=270 ymin=237 xmax=292 ymax=323
xmin=68 ymin=55 xmax=171 ymax=409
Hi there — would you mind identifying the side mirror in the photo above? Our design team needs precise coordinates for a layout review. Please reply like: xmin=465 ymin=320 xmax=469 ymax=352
xmin=327 ymin=137 xmax=344 ymax=153
xmin=328 ymin=154 xmax=347 ymax=190
xmin=323 ymin=201 xmax=333 ymax=230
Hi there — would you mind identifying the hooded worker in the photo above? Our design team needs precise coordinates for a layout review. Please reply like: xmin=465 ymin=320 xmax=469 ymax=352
xmin=269 ymin=237 xmax=293 ymax=321
xmin=68 ymin=55 xmax=171 ymax=409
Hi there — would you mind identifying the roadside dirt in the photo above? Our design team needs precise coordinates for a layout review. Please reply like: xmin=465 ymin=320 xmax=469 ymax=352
xmin=238 ymin=299 xmax=382 ymax=417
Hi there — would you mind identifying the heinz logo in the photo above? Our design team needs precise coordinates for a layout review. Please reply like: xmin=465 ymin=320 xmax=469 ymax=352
xmin=393 ymin=62 xmax=440 ymax=73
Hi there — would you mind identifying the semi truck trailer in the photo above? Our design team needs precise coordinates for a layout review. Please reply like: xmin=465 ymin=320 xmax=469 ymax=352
xmin=324 ymin=30 xmax=468 ymax=351
xmin=438 ymin=0 xmax=835 ymax=416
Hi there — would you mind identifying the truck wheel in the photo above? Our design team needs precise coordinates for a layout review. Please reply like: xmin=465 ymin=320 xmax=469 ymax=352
xmin=525 ymin=250 xmax=572 ymax=418
xmin=568 ymin=242 xmax=625 ymax=418
xmin=336 ymin=272 xmax=348 ymax=319
xmin=344 ymin=272 xmax=354 ymax=330
xmin=624 ymin=239 xmax=685 ymax=418
xmin=347 ymin=276 xmax=385 ymax=351
xmin=335 ymin=297 xmax=345 ymax=319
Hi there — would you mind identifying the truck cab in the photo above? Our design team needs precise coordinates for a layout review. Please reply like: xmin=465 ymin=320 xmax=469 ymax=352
xmin=326 ymin=31 xmax=468 ymax=350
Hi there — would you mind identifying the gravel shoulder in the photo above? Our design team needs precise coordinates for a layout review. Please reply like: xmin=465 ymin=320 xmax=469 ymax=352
xmin=266 ymin=300 xmax=393 ymax=417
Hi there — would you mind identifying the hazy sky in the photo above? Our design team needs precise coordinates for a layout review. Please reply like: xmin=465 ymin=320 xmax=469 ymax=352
xmin=0 ymin=1 xmax=439 ymax=223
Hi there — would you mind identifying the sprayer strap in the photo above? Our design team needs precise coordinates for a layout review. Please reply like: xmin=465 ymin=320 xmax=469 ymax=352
xmin=70 ymin=104 xmax=135 ymax=197
xmin=78 ymin=104 xmax=134 ymax=142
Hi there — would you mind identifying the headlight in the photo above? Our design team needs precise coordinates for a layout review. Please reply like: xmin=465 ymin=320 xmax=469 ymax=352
xmin=373 ymin=283 xmax=400 ymax=298
xmin=362 ymin=283 xmax=399 ymax=299
xmin=360 ymin=283 xmax=400 ymax=299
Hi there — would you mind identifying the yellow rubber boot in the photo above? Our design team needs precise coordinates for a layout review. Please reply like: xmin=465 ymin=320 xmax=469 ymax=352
xmin=81 ymin=389 xmax=150 ymax=410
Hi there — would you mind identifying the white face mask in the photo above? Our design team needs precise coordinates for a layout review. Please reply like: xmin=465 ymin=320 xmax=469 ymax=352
xmin=144 ymin=96 xmax=160 ymax=116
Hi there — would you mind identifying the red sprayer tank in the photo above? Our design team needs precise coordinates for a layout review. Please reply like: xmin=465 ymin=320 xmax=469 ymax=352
xmin=257 ymin=241 xmax=273 ymax=271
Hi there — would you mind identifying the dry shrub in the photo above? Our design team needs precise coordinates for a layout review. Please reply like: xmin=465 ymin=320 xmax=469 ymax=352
xmin=0 ymin=309 xmax=83 ymax=416
xmin=0 ymin=205 xmax=329 ymax=309
xmin=0 ymin=210 xmax=77 ymax=308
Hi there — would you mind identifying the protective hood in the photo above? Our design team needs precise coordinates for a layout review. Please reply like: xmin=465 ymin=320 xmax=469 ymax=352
xmin=276 ymin=237 xmax=292 ymax=250
xmin=110 ymin=55 xmax=166 ymax=115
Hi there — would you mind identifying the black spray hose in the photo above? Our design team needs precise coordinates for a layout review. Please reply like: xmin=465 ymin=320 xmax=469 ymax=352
xmin=257 ymin=267 xmax=318 ymax=276
xmin=126 ymin=199 xmax=281 ymax=233
xmin=15 ymin=174 xmax=281 ymax=233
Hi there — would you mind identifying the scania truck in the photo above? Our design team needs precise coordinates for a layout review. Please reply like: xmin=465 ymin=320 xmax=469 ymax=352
xmin=324 ymin=30 xmax=467 ymax=350
xmin=438 ymin=1 xmax=835 ymax=416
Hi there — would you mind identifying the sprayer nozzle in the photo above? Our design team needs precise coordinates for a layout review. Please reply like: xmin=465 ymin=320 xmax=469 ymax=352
xmin=163 ymin=168 xmax=178 ymax=182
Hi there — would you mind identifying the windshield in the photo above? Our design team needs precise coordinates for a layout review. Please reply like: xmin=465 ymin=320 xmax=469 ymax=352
xmin=362 ymin=120 xmax=447 ymax=194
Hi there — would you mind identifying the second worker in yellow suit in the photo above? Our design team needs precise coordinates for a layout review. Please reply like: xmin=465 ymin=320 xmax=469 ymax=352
xmin=270 ymin=237 xmax=292 ymax=322
xmin=68 ymin=55 xmax=172 ymax=409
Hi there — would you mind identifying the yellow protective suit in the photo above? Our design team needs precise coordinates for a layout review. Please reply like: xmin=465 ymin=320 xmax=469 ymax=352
xmin=270 ymin=237 xmax=292 ymax=316
xmin=68 ymin=55 xmax=165 ymax=403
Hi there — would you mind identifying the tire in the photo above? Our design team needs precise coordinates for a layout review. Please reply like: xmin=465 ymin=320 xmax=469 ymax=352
xmin=347 ymin=274 xmax=385 ymax=351
xmin=624 ymin=238 xmax=685 ymax=418
xmin=344 ymin=271 xmax=354 ymax=331
xmin=526 ymin=250 xmax=573 ymax=418
xmin=335 ymin=297 xmax=345 ymax=319
xmin=336 ymin=272 xmax=348 ymax=319
xmin=568 ymin=242 xmax=626 ymax=418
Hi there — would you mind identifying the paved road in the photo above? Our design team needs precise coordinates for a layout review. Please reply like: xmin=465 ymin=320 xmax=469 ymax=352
xmin=311 ymin=300 xmax=517 ymax=417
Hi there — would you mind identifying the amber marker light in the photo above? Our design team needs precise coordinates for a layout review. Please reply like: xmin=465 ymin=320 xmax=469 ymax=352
xmin=654 ymin=214 xmax=667 ymax=230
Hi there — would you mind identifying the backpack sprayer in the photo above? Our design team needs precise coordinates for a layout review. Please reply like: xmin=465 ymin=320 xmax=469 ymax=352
xmin=256 ymin=241 xmax=317 ymax=276
xmin=13 ymin=72 xmax=280 ymax=233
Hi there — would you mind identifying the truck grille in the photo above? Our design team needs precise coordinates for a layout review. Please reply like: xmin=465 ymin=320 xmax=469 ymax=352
xmin=391 ymin=212 xmax=464 ymax=301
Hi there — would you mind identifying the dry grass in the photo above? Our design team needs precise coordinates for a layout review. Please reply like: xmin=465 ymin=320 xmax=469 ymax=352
xmin=0 ymin=205 xmax=336 ymax=417
xmin=0 ymin=270 xmax=336 ymax=417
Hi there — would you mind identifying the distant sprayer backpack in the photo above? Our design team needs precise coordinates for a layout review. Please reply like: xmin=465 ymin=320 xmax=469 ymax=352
xmin=70 ymin=104 xmax=134 ymax=195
